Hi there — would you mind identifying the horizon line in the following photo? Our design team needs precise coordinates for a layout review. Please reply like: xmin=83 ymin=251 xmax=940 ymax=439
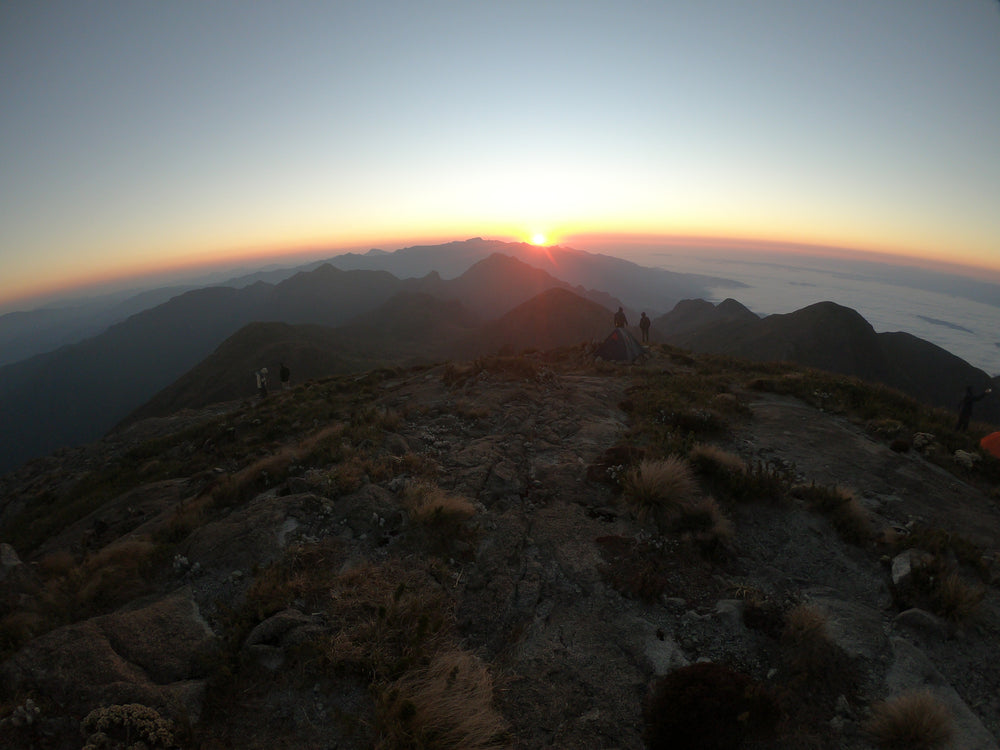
xmin=4 ymin=231 xmax=1000 ymax=314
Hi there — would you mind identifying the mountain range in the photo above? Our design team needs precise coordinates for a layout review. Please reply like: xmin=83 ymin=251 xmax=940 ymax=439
xmin=653 ymin=298 xmax=1000 ymax=424
xmin=0 ymin=240 xmax=997 ymax=475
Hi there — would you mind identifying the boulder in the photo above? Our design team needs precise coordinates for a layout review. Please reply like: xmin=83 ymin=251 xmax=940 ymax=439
xmin=0 ymin=590 xmax=217 ymax=724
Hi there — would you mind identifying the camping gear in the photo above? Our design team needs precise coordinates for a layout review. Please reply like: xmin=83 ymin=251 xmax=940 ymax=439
xmin=594 ymin=327 xmax=645 ymax=363
xmin=980 ymin=431 xmax=1000 ymax=460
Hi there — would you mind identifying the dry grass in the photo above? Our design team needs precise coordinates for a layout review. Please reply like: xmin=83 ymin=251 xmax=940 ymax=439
xmin=376 ymin=649 xmax=507 ymax=750
xmin=782 ymin=603 xmax=828 ymax=643
xmin=403 ymin=482 xmax=475 ymax=525
xmin=37 ymin=549 xmax=76 ymax=577
xmin=781 ymin=603 xmax=835 ymax=679
xmin=453 ymin=398 xmax=491 ymax=420
xmin=688 ymin=444 xmax=747 ymax=477
xmin=72 ymin=538 xmax=159 ymax=614
xmin=931 ymin=571 xmax=986 ymax=623
xmin=865 ymin=690 xmax=952 ymax=750
xmin=324 ymin=561 xmax=452 ymax=681
xmin=792 ymin=483 xmax=872 ymax=545
xmin=622 ymin=457 xmax=698 ymax=529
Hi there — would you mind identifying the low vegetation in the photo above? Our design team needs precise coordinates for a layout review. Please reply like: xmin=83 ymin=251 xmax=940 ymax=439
xmin=2 ymin=343 xmax=998 ymax=748
xmin=376 ymin=649 xmax=507 ymax=750
xmin=791 ymin=482 xmax=872 ymax=545
xmin=621 ymin=457 xmax=698 ymax=529
xmin=81 ymin=703 xmax=177 ymax=750
xmin=865 ymin=690 xmax=953 ymax=750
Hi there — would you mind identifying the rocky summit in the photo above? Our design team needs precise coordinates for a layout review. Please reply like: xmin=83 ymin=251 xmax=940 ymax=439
xmin=1 ymin=345 xmax=999 ymax=749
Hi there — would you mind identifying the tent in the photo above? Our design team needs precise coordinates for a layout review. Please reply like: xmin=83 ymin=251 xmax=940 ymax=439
xmin=594 ymin=327 xmax=646 ymax=363
xmin=981 ymin=431 xmax=1000 ymax=460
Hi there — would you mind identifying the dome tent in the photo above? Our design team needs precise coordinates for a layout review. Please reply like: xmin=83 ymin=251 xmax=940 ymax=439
xmin=981 ymin=431 xmax=1000 ymax=460
xmin=594 ymin=327 xmax=646 ymax=363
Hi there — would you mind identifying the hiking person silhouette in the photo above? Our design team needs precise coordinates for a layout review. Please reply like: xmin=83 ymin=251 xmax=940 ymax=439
xmin=256 ymin=367 xmax=269 ymax=399
xmin=614 ymin=307 xmax=628 ymax=328
xmin=639 ymin=312 xmax=650 ymax=342
xmin=280 ymin=362 xmax=290 ymax=390
xmin=956 ymin=385 xmax=991 ymax=431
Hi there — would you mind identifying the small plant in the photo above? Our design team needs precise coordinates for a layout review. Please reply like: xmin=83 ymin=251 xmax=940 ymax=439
xmin=931 ymin=571 xmax=985 ymax=622
xmin=621 ymin=457 xmax=697 ymax=529
xmin=669 ymin=496 xmax=734 ymax=559
xmin=595 ymin=535 xmax=674 ymax=603
xmin=403 ymin=481 xmax=475 ymax=526
xmin=864 ymin=690 xmax=952 ymax=750
xmin=778 ymin=601 xmax=859 ymax=703
xmin=376 ymin=649 xmax=507 ymax=749
xmin=781 ymin=603 xmax=832 ymax=677
xmin=688 ymin=444 xmax=747 ymax=478
xmin=714 ymin=459 xmax=794 ymax=504
xmin=643 ymin=662 xmax=780 ymax=750
xmin=866 ymin=418 xmax=904 ymax=439
xmin=81 ymin=703 xmax=177 ymax=749
xmin=791 ymin=483 xmax=871 ymax=545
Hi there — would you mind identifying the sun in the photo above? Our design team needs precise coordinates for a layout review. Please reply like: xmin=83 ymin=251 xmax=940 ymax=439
xmin=530 ymin=233 xmax=547 ymax=246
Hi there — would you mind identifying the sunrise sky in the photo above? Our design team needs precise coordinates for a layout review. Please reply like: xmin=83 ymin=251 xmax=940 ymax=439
xmin=2 ymin=1 xmax=999 ymax=308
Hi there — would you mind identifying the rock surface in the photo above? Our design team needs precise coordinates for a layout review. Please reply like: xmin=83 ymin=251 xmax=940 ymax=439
xmin=1 ymin=351 xmax=998 ymax=748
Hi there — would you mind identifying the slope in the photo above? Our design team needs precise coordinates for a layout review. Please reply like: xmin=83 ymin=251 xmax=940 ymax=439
xmin=2 ymin=348 xmax=999 ymax=749
xmin=658 ymin=299 xmax=1000 ymax=426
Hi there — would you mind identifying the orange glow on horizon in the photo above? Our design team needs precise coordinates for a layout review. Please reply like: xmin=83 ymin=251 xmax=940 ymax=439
xmin=4 ymin=228 xmax=1000 ymax=311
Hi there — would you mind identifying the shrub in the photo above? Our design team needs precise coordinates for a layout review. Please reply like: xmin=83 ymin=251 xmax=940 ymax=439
xmin=81 ymin=703 xmax=177 ymax=750
xmin=643 ymin=662 xmax=780 ymax=750
xmin=865 ymin=690 xmax=952 ymax=750
xmin=376 ymin=649 xmax=507 ymax=749
xmin=622 ymin=457 xmax=697 ymax=529
xmin=670 ymin=496 xmax=734 ymax=559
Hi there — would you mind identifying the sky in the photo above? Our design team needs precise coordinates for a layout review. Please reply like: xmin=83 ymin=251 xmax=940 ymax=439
xmin=2 ymin=1 xmax=999 ymax=309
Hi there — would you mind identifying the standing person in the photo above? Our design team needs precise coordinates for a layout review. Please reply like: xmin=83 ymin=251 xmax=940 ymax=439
xmin=956 ymin=385 xmax=991 ymax=431
xmin=279 ymin=362 xmax=290 ymax=390
xmin=256 ymin=367 xmax=269 ymax=399
xmin=639 ymin=312 xmax=651 ymax=342
xmin=614 ymin=306 xmax=628 ymax=328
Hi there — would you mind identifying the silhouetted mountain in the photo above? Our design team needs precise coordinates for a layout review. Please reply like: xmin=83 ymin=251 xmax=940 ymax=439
xmin=120 ymin=322 xmax=395 ymax=424
xmin=0 ymin=285 xmax=198 ymax=367
xmin=328 ymin=237 xmax=742 ymax=315
xmin=412 ymin=253 xmax=621 ymax=320
xmin=657 ymin=299 xmax=1000 ymax=424
xmin=125 ymin=288 xmax=605 ymax=422
xmin=3 ymin=256 xmax=590 ymax=471
xmin=462 ymin=287 xmax=614 ymax=357
xmin=651 ymin=297 xmax=758 ymax=338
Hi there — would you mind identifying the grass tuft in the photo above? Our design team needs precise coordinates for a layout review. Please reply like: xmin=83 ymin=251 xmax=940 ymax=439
xmin=376 ymin=649 xmax=507 ymax=750
xmin=621 ymin=457 xmax=697 ymax=529
xmin=688 ymin=444 xmax=747 ymax=477
xmin=865 ymin=690 xmax=952 ymax=750
xmin=792 ymin=483 xmax=871 ymax=545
